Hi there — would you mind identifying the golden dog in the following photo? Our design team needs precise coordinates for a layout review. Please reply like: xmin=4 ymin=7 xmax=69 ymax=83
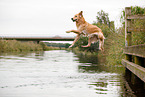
xmin=66 ymin=11 xmax=105 ymax=50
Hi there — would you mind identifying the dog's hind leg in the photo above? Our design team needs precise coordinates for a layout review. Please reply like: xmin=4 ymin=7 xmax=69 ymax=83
xmin=99 ymin=39 xmax=104 ymax=51
xmin=82 ymin=34 xmax=99 ymax=48
xmin=98 ymin=33 xmax=105 ymax=51
xmin=81 ymin=37 xmax=92 ymax=47
xmin=101 ymin=39 xmax=104 ymax=50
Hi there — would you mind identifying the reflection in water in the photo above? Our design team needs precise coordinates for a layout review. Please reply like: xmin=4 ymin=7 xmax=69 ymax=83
xmin=72 ymin=51 xmax=133 ymax=96
xmin=0 ymin=50 xmax=136 ymax=97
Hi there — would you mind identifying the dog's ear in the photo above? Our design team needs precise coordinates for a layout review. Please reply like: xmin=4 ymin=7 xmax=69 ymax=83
xmin=79 ymin=11 xmax=83 ymax=17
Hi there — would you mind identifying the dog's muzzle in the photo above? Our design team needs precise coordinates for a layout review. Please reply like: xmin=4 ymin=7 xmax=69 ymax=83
xmin=71 ymin=18 xmax=77 ymax=22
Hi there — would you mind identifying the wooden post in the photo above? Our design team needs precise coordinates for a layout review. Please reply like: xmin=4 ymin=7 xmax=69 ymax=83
xmin=37 ymin=41 xmax=40 ymax=44
xmin=125 ymin=7 xmax=132 ymax=47
xmin=123 ymin=7 xmax=145 ymax=92
xmin=125 ymin=7 xmax=132 ymax=82
xmin=125 ymin=54 xmax=132 ymax=61
xmin=125 ymin=54 xmax=132 ymax=82
xmin=131 ymin=56 xmax=144 ymax=93
xmin=131 ymin=56 xmax=137 ymax=85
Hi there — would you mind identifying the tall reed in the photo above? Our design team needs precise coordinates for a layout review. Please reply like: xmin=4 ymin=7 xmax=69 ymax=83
xmin=0 ymin=40 xmax=43 ymax=52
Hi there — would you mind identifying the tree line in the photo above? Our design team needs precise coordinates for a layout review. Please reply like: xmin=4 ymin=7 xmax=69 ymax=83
xmin=44 ymin=42 xmax=70 ymax=48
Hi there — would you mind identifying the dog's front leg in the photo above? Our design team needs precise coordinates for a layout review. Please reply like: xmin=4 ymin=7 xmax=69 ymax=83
xmin=66 ymin=30 xmax=81 ymax=35
xmin=69 ymin=34 xmax=81 ymax=48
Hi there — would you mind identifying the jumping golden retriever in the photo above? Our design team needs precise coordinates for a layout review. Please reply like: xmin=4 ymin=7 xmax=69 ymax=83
xmin=66 ymin=11 xmax=105 ymax=51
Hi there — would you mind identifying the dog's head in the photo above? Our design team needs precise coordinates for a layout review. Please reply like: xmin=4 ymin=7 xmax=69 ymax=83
xmin=71 ymin=11 xmax=83 ymax=22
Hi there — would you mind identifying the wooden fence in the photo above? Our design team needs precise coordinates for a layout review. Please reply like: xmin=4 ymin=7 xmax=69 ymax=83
xmin=122 ymin=7 xmax=145 ymax=93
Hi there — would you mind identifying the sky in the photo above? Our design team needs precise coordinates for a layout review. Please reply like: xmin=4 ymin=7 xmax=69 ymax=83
xmin=0 ymin=0 xmax=145 ymax=37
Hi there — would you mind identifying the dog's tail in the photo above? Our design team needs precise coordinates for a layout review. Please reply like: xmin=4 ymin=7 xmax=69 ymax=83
xmin=103 ymin=36 xmax=106 ymax=39
xmin=101 ymin=31 xmax=106 ymax=40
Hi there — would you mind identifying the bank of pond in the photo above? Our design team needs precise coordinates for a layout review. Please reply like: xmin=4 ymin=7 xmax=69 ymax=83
xmin=0 ymin=40 xmax=65 ymax=52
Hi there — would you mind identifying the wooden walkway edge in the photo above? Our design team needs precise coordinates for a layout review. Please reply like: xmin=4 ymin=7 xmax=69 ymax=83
xmin=122 ymin=7 xmax=145 ymax=93
xmin=124 ymin=44 xmax=145 ymax=58
xmin=122 ymin=59 xmax=145 ymax=82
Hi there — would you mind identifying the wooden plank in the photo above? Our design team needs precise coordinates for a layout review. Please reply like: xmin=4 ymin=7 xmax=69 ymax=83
xmin=123 ymin=78 xmax=136 ymax=97
xmin=122 ymin=59 xmax=145 ymax=82
xmin=124 ymin=44 xmax=145 ymax=58
xmin=127 ymin=27 xmax=145 ymax=32
xmin=127 ymin=15 xmax=145 ymax=20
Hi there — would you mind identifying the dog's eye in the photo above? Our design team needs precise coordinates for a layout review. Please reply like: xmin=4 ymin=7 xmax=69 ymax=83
xmin=75 ymin=16 xmax=77 ymax=17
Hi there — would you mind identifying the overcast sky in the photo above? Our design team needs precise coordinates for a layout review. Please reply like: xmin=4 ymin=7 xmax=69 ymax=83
xmin=0 ymin=0 xmax=145 ymax=37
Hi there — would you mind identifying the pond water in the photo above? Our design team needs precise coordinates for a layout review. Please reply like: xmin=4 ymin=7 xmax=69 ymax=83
xmin=0 ymin=50 xmax=132 ymax=97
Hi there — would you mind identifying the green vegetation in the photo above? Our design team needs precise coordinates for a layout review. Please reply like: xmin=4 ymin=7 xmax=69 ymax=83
xmin=44 ymin=42 xmax=70 ymax=48
xmin=72 ymin=6 xmax=145 ymax=66
xmin=0 ymin=40 xmax=62 ymax=52
xmin=0 ymin=40 xmax=42 ymax=52
xmin=101 ymin=27 xmax=125 ymax=65
xmin=121 ymin=6 xmax=145 ymax=45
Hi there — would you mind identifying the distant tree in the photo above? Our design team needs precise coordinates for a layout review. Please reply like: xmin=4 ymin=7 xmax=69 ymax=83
xmin=65 ymin=43 xmax=70 ymax=48
xmin=96 ymin=10 xmax=110 ymax=26
xmin=120 ymin=6 xmax=145 ymax=26
xmin=93 ymin=10 xmax=114 ymax=37
xmin=40 ymin=42 xmax=49 ymax=50
xmin=131 ymin=6 xmax=145 ymax=15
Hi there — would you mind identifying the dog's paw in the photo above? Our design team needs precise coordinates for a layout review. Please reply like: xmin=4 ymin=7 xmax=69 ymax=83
xmin=66 ymin=31 xmax=71 ymax=33
xmin=81 ymin=45 xmax=90 ymax=48
xmin=69 ymin=45 xmax=73 ymax=48
xmin=99 ymin=48 xmax=104 ymax=51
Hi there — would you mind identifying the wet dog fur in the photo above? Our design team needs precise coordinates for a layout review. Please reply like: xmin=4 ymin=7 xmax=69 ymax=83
xmin=66 ymin=11 xmax=105 ymax=51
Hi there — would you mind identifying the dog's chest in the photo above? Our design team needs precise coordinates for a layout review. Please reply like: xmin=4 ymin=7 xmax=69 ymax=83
xmin=77 ymin=25 xmax=88 ymax=34
xmin=82 ymin=30 xmax=88 ymax=35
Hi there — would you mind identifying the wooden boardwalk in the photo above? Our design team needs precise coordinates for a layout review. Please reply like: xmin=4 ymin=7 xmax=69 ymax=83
xmin=121 ymin=7 xmax=145 ymax=94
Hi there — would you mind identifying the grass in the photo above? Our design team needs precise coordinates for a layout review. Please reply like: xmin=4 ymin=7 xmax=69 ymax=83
xmin=0 ymin=40 xmax=43 ymax=52
xmin=0 ymin=40 xmax=63 ymax=52
xmin=96 ymin=26 xmax=125 ymax=66
xmin=102 ymin=31 xmax=125 ymax=66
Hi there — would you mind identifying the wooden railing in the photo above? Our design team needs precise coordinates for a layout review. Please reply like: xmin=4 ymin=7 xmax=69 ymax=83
xmin=122 ymin=7 xmax=145 ymax=93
